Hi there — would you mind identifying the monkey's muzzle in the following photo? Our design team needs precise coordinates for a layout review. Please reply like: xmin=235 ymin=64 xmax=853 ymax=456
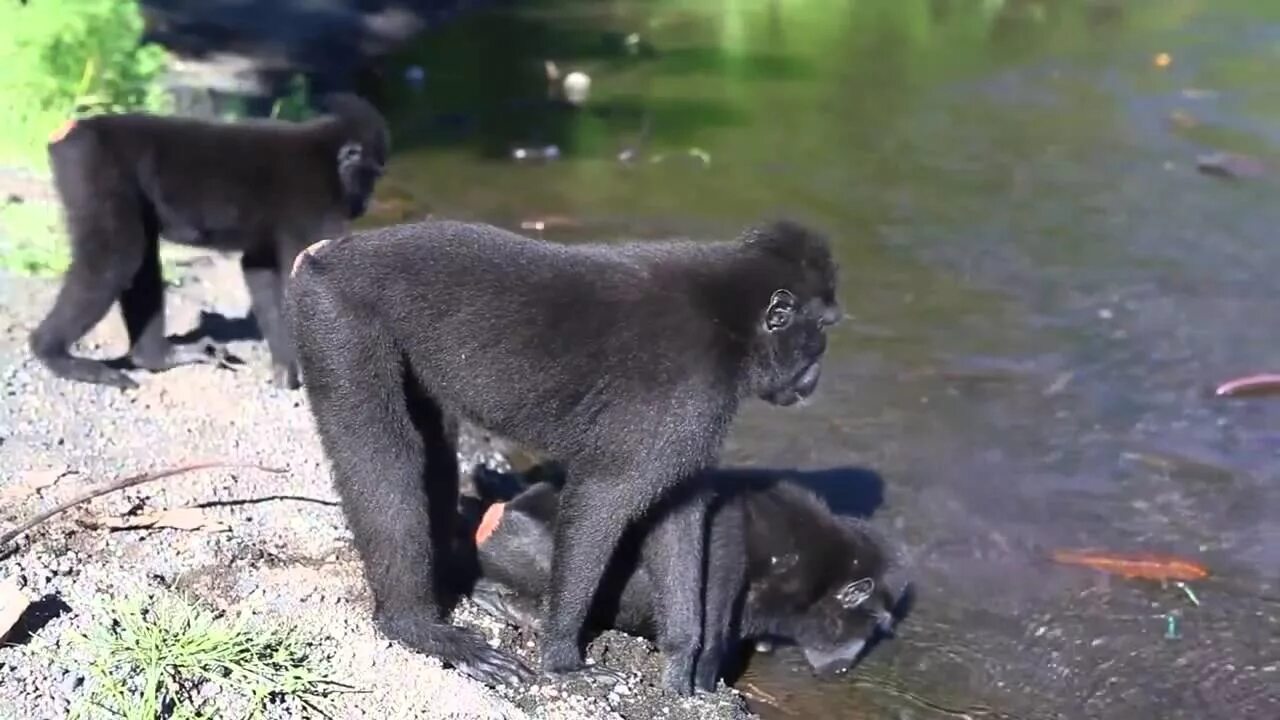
xmin=764 ymin=361 xmax=823 ymax=407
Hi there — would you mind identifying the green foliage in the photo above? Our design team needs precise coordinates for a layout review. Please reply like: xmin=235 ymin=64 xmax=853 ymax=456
xmin=0 ymin=0 xmax=171 ymax=171
xmin=0 ymin=199 xmax=69 ymax=276
xmin=63 ymin=591 xmax=351 ymax=720
xmin=271 ymin=74 xmax=318 ymax=122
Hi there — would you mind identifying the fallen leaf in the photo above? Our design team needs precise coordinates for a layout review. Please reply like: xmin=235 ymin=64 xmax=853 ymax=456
xmin=1043 ymin=370 xmax=1075 ymax=396
xmin=520 ymin=215 xmax=581 ymax=232
xmin=1214 ymin=373 xmax=1280 ymax=398
xmin=1121 ymin=446 xmax=1237 ymax=482
xmin=1 ymin=467 xmax=75 ymax=502
xmin=0 ymin=577 xmax=31 ymax=642
xmin=475 ymin=502 xmax=505 ymax=545
xmin=1180 ymin=88 xmax=1218 ymax=100
xmin=77 ymin=507 xmax=229 ymax=533
xmin=1167 ymin=110 xmax=1197 ymax=130
xmin=1196 ymin=152 xmax=1266 ymax=179
xmin=1050 ymin=549 xmax=1208 ymax=582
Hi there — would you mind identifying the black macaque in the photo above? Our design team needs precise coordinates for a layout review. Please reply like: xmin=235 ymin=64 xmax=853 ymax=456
xmin=286 ymin=218 xmax=840 ymax=691
xmin=29 ymin=93 xmax=389 ymax=390
xmin=467 ymin=466 xmax=897 ymax=690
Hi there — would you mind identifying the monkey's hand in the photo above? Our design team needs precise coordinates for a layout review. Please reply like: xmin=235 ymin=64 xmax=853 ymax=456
xmin=541 ymin=642 xmax=630 ymax=685
xmin=378 ymin=611 xmax=533 ymax=686
xmin=446 ymin=631 xmax=534 ymax=687
xmin=470 ymin=579 xmax=545 ymax=632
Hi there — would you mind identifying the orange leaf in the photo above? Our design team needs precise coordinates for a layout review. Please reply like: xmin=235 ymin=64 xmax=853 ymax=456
xmin=1214 ymin=373 xmax=1280 ymax=398
xmin=1050 ymin=549 xmax=1208 ymax=581
xmin=475 ymin=502 xmax=505 ymax=546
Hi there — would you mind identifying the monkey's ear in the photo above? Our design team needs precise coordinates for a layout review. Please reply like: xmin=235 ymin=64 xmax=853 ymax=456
xmin=764 ymin=289 xmax=797 ymax=332
xmin=836 ymin=577 xmax=875 ymax=609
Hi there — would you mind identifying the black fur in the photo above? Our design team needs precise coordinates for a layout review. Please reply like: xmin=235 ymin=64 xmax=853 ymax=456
xmin=468 ymin=467 xmax=897 ymax=689
xmin=286 ymin=218 xmax=839 ymax=690
xmin=30 ymin=93 xmax=389 ymax=390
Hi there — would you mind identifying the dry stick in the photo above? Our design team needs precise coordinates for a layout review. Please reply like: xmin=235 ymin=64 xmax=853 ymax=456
xmin=0 ymin=462 xmax=286 ymax=548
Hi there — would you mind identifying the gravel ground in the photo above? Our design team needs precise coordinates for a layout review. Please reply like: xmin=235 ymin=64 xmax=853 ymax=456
xmin=0 ymin=216 xmax=752 ymax=719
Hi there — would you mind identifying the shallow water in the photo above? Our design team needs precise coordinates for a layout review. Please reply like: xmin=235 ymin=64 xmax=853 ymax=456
xmin=363 ymin=1 xmax=1280 ymax=717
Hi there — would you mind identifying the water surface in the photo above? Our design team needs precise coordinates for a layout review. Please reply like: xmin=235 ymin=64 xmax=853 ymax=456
xmin=365 ymin=1 xmax=1280 ymax=717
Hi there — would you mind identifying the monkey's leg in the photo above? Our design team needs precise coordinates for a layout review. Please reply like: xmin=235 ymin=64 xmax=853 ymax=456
xmin=333 ymin=387 xmax=529 ymax=685
xmin=645 ymin=492 xmax=710 ymax=696
xmin=541 ymin=472 xmax=648 ymax=682
xmin=122 ymin=233 xmax=221 ymax=374
xmin=295 ymin=291 xmax=530 ymax=686
xmin=694 ymin=503 xmax=745 ymax=693
xmin=242 ymin=246 xmax=298 ymax=389
xmin=411 ymin=391 xmax=469 ymax=597
xmin=30 ymin=223 xmax=144 ymax=389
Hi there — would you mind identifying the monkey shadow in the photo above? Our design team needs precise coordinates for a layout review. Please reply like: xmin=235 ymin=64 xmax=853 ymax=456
xmin=169 ymin=310 xmax=263 ymax=345
xmin=2 ymin=594 xmax=72 ymax=646
xmin=473 ymin=462 xmax=887 ymax=521
xmin=98 ymin=310 xmax=257 ymax=372
xmin=704 ymin=465 xmax=886 ymax=520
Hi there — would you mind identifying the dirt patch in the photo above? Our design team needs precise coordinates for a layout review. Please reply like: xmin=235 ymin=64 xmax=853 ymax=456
xmin=0 ymin=253 xmax=751 ymax=719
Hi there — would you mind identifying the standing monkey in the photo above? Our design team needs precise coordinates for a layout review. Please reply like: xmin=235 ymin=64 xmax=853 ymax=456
xmin=287 ymin=218 xmax=840 ymax=690
xmin=30 ymin=93 xmax=389 ymax=390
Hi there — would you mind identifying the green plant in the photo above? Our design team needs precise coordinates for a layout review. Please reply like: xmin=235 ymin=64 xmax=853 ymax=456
xmin=0 ymin=199 xmax=69 ymax=276
xmin=64 ymin=591 xmax=351 ymax=720
xmin=0 ymin=0 xmax=171 ymax=170
xmin=271 ymin=74 xmax=317 ymax=121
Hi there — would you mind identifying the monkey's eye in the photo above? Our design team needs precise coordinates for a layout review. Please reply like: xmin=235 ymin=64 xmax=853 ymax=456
xmin=765 ymin=289 xmax=797 ymax=332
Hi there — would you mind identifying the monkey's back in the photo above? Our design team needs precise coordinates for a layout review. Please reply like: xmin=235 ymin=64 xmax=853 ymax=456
xmin=291 ymin=219 xmax=738 ymax=459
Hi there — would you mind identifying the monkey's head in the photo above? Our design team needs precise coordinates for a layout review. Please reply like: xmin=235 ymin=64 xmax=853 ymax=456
xmin=322 ymin=93 xmax=390 ymax=219
xmin=737 ymin=220 xmax=842 ymax=407
xmin=750 ymin=515 xmax=897 ymax=677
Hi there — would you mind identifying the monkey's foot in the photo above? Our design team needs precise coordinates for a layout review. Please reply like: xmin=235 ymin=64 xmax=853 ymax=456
xmin=270 ymin=361 xmax=301 ymax=390
xmin=692 ymin=655 xmax=722 ymax=695
xmin=661 ymin=653 xmax=697 ymax=696
xmin=36 ymin=354 xmax=139 ymax=389
xmin=541 ymin=662 xmax=630 ymax=686
xmin=379 ymin=613 xmax=533 ymax=686
xmin=694 ymin=634 xmax=740 ymax=693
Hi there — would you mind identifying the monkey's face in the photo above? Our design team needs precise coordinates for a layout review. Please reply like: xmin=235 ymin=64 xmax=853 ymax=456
xmin=738 ymin=220 xmax=841 ymax=407
xmin=751 ymin=285 xmax=842 ymax=407
xmin=793 ymin=575 xmax=895 ymax=677
xmin=750 ymin=519 xmax=895 ymax=677
xmin=337 ymin=140 xmax=387 ymax=219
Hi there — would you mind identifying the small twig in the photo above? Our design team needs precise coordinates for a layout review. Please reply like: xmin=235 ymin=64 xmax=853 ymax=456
xmin=1176 ymin=581 xmax=1201 ymax=607
xmin=0 ymin=462 xmax=286 ymax=549
xmin=739 ymin=681 xmax=794 ymax=715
